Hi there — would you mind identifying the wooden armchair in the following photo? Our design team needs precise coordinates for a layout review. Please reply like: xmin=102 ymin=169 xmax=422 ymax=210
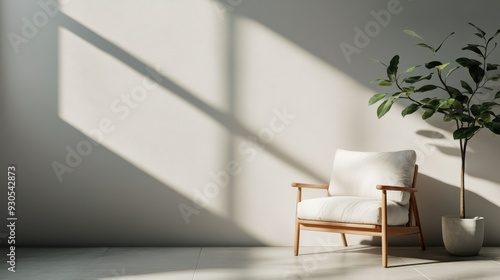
xmin=292 ymin=149 xmax=425 ymax=267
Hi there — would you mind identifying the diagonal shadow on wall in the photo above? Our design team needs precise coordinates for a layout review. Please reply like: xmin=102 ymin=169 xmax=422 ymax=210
xmin=34 ymin=133 xmax=263 ymax=247
xmin=7 ymin=8 xmax=264 ymax=248
xmin=58 ymin=13 xmax=325 ymax=186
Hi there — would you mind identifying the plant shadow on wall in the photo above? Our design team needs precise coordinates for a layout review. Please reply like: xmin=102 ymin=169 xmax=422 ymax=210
xmin=415 ymin=126 xmax=500 ymax=247
xmin=420 ymin=121 xmax=500 ymax=197
xmin=417 ymin=129 xmax=500 ymax=245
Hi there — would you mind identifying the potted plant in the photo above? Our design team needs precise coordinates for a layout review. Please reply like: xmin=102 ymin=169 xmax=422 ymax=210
xmin=369 ymin=23 xmax=500 ymax=256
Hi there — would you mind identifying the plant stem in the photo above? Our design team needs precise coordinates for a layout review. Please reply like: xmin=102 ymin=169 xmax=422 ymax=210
xmin=437 ymin=69 xmax=453 ymax=98
xmin=460 ymin=138 xmax=468 ymax=219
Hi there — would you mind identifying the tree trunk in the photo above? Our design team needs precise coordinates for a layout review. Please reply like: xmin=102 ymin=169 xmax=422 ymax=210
xmin=460 ymin=139 xmax=467 ymax=219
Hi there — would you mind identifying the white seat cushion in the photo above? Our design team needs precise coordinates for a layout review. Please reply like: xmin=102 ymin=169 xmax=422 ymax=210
xmin=297 ymin=196 xmax=409 ymax=226
xmin=328 ymin=149 xmax=416 ymax=205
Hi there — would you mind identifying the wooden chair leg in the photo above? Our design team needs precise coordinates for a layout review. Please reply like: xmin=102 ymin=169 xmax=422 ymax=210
xmin=340 ymin=233 xmax=348 ymax=247
xmin=381 ymin=190 xmax=388 ymax=268
xmin=294 ymin=219 xmax=300 ymax=256
xmin=411 ymin=195 xmax=426 ymax=251
xmin=382 ymin=231 xmax=388 ymax=268
xmin=418 ymin=232 xmax=426 ymax=251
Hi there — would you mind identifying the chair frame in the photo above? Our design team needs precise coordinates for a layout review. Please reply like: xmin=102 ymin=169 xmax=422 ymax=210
xmin=292 ymin=165 xmax=425 ymax=267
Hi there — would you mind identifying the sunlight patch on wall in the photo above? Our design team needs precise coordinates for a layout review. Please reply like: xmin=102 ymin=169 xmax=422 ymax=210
xmin=57 ymin=1 xmax=232 ymax=218
xmin=60 ymin=0 xmax=227 ymax=113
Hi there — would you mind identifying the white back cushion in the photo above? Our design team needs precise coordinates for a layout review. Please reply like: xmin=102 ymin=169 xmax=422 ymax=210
xmin=328 ymin=149 xmax=416 ymax=205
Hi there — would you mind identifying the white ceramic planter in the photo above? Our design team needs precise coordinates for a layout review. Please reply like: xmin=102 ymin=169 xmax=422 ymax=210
xmin=442 ymin=215 xmax=484 ymax=256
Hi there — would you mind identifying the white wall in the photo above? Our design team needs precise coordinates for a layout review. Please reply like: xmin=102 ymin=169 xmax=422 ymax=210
xmin=1 ymin=0 xmax=500 ymax=247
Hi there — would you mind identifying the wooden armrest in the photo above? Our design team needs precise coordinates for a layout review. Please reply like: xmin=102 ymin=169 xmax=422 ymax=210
xmin=291 ymin=182 xmax=328 ymax=189
xmin=376 ymin=185 xmax=417 ymax=192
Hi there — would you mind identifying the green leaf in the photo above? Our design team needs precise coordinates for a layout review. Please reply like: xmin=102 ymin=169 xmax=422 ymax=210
xmin=465 ymin=44 xmax=486 ymax=50
xmin=462 ymin=45 xmax=484 ymax=57
xmin=403 ymin=86 xmax=415 ymax=95
xmin=404 ymin=65 xmax=421 ymax=73
xmin=453 ymin=126 xmax=481 ymax=139
xmin=485 ymin=117 xmax=500 ymax=134
xmin=446 ymin=66 xmax=460 ymax=79
xmin=471 ymin=104 xmax=481 ymax=116
xmin=480 ymin=102 xmax=500 ymax=112
xmin=428 ymin=99 xmax=441 ymax=107
xmin=446 ymin=86 xmax=462 ymax=97
xmin=455 ymin=94 xmax=469 ymax=104
xmin=443 ymin=113 xmax=455 ymax=122
xmin=404 ymin=73 xmax=433 ymax=84
xmin=435 ymin=62 xmax=450 ymax=70
xmin=387 ymin=55 xmax=400 ymax=81
xmin=420 ymin=97 xmax=431 ymax=103
xmin=417 ymin=43 xmax=434 ymax=52
xmin=469 ymin=65 xmax=485 ymax=84
xmin=404 ymin=29 xmax=425 ymax=40
xmin=488 ymin=29 xmax=500 ymax=43
xmin=377 ymin=99 xmax=394 ymax=118
xmin=486 ymin=122 xmax=500 ymax=134
xmin=457 ymin=114 xmax=475 ymax=123
xmin=378 ymin=80 xmax=393 ymax=86
xmin=492 ymin=42 xmax=499 ymax=54
xmin=469 ymin=23 xmax=486 ymax=38
xmin=460 ymin=80 xmax=474 ymax=94
xmin=404 ymin=76 xmax=423 ymax=84
xmin=439 ymin=98 xmax=456 ymax=108
xmin=416 ymin=84 xmax=438 ymax=92
xmin=422 ymin=73 xmax=434 ymax=80
xmin=425 ymin=61 xmax=443 ymax=69
xmin=456 ymin=57 xmax=482 ymax=67
xmin=401 ymin=104 xmax=421 ymax=117
xmin=368 ymin=93 xmax=387 ymax=105
xmin=479 ymin=112 xmax=492 ymax=123
xmin=487 ymin=63 xmax=500 ymax=71
xmin=422 ymin=108 xmax=436 ymax=120
xmin=435 ymin=32 xmax=455 ymax=53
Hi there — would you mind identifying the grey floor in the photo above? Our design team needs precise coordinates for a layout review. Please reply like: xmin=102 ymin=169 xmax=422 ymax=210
xmin=1 ymin=246 xmax=500 ymax=279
